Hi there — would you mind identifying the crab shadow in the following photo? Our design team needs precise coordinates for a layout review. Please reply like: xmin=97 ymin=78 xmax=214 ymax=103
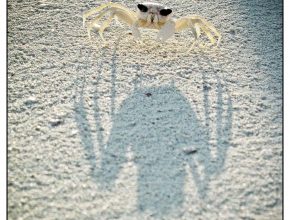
xmin=74 ymin=43 xmax=233 ymax=217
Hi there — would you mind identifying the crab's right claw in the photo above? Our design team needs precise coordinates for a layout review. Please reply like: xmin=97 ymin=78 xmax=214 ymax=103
xmin=157 ymin=20 xmax=176 ymax=42
xmin=131 ymin=25 xmax=141 ymax=41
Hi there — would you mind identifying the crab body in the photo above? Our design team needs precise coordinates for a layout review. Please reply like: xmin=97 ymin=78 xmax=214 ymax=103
xmin=83 ymin=2 xmax=221 ymax=50
xmin=135 ymin=2 xmax=172 ymax=29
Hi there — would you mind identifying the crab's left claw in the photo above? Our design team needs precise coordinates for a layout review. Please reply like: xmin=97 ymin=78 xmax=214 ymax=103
xmin=157 ymin=20 xmax=176 ymax=42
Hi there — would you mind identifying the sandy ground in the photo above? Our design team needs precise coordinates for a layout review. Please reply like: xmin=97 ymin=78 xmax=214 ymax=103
xmin=8 ymin=0 xmax=282 ymax=219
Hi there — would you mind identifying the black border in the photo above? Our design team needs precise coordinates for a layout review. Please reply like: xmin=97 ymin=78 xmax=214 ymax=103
xmin=6 ymin=0 xmax=8 ymax=218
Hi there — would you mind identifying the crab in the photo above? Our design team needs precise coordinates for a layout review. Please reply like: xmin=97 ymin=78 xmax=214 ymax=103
xmin=83 ymin=2 xmax=221 ymax=49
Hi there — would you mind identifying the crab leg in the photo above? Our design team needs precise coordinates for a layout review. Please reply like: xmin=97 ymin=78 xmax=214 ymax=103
xmin=199 ymin=24 xmax=216 ymax=45
xmin=86 ymin=8 xmax=113 ymax=40
xmin=187 ymin=16 xmax=221 ymax=41
xmin=186 ymin=23 xmax=202 ymax=52
xmin=84 ymin=3 xmax=138 ymax=41
xmin=175 ymin=16 xmax=221 ymax=46
xmin=191 ymin=23 xmax=201 ymax=41
xmin=87 ymin=9 xmax=138 ymax=40
xmin=83 ymin=3 xmax=137 ymax=26
xmin=98 ymin=14 xmax=115 ymax=42
xmin=83 ymin=2 xmax=113 ymax=27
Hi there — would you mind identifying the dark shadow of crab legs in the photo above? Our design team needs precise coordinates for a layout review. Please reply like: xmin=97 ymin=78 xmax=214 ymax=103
xmin=74 ymin=43 xmax=233 ymax=216
xmin=188 ymin=51 xmax=233 ymax=197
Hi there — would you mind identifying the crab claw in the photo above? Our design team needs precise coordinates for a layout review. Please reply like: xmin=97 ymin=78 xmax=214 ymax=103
xmin=131 ymin=25 xmax=142 ymax=40
xmin=156 ymin=20 xmax=176 ymax=42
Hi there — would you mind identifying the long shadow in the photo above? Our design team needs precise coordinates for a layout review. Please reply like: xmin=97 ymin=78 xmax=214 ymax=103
xmin=197 ymin=49 xmax=233 ymax=176
xmin=74 ymin=44 xmax=233 ymax=217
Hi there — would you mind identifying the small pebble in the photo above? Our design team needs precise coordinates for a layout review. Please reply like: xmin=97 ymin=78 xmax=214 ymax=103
xmin=229 ymin=29 xmax=236 ymax=35
xmin=261 ymin=96 xmax=267 ymax=100
xmin=183 ymin=148 xmax=198 ymax=155
xmin=24 ymin=97 xmax=38 ymax=106
xmin=70 ymin=130 xmax=78 ymax=136
xmin=203 ymin=85 xmax=211 ymax=91
xmin=49 ymin=118 xmax=63 ymax=127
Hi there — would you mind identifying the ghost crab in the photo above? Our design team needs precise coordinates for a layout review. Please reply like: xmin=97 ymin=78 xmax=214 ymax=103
xmin=83 ymin=2 xmax=221 ymax=50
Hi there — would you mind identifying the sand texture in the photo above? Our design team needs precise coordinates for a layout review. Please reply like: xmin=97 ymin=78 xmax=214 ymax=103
xmin=8 ymin=0 xmax=282 ymax=219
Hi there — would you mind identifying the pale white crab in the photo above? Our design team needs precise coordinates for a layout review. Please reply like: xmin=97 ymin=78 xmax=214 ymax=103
xmin=83 ymin=2 xmax=221 ymax=49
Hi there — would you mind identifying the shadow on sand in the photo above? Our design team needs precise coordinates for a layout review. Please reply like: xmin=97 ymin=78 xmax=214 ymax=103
xmin=74 ymin=43 xmax=233 ymax=217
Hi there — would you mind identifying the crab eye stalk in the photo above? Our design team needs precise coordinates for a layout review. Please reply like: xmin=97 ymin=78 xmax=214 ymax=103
xmin=159 ymin=8 xmax=172 ymax=16
xmin=137 ymin=4 xmax=148 ymax=12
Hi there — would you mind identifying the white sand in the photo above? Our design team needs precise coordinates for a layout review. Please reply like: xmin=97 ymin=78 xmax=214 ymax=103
xmin=8 ymin=0 xmax=282 ymax=219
